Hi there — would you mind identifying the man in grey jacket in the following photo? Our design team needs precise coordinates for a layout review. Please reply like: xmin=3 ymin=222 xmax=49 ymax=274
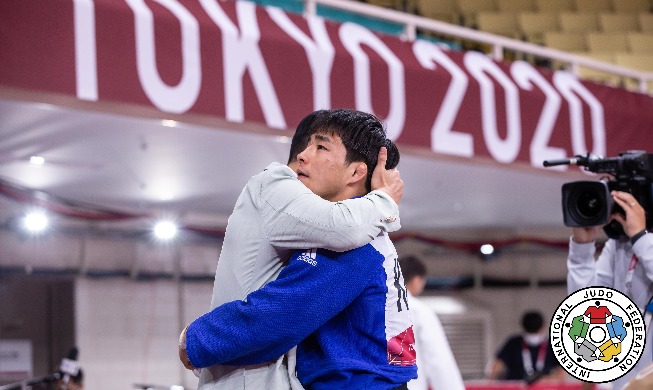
xmin=567 ymin=190 xmax=653 ymax=390
xmin=179 ymin=109 xmax=404 ymax=389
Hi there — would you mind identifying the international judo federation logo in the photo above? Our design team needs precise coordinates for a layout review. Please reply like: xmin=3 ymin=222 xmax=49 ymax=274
xmin=550 ymin=287 xmax=646 ymax=383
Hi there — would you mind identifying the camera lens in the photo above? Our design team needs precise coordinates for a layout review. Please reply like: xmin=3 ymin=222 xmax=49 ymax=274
xmin=562 ymin=181 xmax=612 ymax=227
xmin=575 ymin=190 xmax=604 ymax=219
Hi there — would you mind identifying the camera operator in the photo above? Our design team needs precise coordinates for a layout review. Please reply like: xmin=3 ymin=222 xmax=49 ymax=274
xmin=568 ymin=190 xmax=653 ymax=390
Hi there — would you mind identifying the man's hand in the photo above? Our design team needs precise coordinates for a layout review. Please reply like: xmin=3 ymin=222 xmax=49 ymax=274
xmin=179 ymin=345 xmax=201 ymax=378
xmin=179 ymin=345 xmax=194 ymax=371
xmin=371 ymin=147 xmax=403 ymax=205
xmin=572 ymin=226 xmax=600 ymax=244
xmin=178 ymin=325 xmax=196 ymax=372
xmin=611 ymin=191 xmax=646 ymax=238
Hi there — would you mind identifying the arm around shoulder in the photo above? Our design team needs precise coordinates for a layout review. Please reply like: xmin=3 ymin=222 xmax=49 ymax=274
xmin=184 ymin=247 xmax=375 ymax=368
xmin=259 ymin=163 xmax=400 ymax=252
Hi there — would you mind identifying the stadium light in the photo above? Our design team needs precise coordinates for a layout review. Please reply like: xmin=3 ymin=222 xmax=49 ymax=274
xmin=479 ymin=243 xmax=497 ymax=262
xmin=480 ymin=244 xmax=494 ymax=255
xmin=153 ymin=220 xmax=178 ymax=241
xmin=22 ymin=211 xmax=49 ymax=233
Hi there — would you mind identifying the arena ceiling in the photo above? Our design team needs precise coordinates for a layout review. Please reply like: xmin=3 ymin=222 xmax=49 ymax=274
xmin=0 ymin=94 xmax=583 ymax=243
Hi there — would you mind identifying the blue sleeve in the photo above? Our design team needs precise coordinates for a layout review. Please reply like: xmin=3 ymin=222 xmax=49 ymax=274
xmin=185 ymin=245 xmax=382 ymax=368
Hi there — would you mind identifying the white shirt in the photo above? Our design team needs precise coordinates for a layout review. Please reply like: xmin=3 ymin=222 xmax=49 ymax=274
xmin=407 ymin=292 xmax=465 ymax=390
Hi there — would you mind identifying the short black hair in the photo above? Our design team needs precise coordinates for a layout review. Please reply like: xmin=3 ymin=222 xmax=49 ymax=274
xmin=521 ymin=310 xmax=544 ymax=333
xmin=288 ymin=110 xmax=322 ymax=164
xmin=399 ymin=255 xmax=426 ymax=284
xmin=289 ymin=109 xmax=400 ymax=191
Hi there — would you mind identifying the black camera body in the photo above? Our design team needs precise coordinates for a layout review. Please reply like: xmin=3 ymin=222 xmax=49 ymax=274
xmin=544 ymin=151 xmax=653 ymax=238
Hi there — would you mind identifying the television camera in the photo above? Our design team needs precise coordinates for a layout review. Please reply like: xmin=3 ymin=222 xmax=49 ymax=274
xmin=543 ymin=150 xmax=653 ymax=239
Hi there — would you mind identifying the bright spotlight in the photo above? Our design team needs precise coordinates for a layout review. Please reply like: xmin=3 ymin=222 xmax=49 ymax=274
xmin=22 ymin=211 xmax=48 ymax=233
xmin=480 ymin=244 xmax=494 ymax=256
xmin=154 ymin=220 xmax=178 ymax=240
xmin=29 ymin=155 xmax=45 ymax=165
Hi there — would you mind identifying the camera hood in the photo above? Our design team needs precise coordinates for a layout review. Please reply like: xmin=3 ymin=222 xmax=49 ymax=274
xmin=561 ymin=181 xmax=613 ymax=227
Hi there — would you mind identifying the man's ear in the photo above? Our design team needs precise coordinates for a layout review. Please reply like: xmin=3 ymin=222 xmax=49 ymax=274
xmin=348 ymin=162 xmax=368 ymax=185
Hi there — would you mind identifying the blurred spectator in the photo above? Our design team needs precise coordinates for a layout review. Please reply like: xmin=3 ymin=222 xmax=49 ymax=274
xmin=487 ymin=310 xmax=563 ymax=383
